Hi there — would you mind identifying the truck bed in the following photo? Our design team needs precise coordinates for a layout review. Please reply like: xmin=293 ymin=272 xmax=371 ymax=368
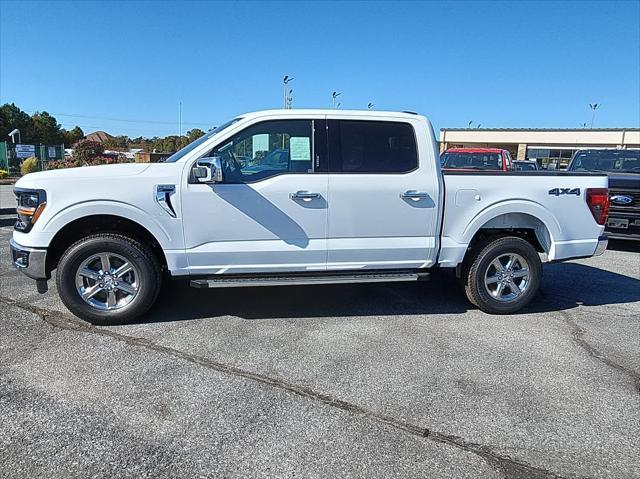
xmin=438 ymin=171 xmax=608 ymax=267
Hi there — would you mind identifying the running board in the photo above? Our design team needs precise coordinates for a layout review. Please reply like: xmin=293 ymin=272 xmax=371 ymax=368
xmin=190 ymin=271 xmax=429 ymax=289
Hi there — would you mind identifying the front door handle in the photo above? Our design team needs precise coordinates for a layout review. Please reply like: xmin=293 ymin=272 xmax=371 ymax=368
xmin=290 ymin=190 xmax=320 ymax=201
xmin=401 ymin=190 xmax=429 ymax=200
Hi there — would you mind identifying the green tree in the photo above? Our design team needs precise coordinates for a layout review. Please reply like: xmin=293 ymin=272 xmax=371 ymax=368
xmin=28 ymin=111 xmax=63 ymax=145
xmin=186 ymin=128 xmax=205 ymax=143
xmin=103 ymin=135 xmax=129 ymax=149
xmin=62 ymin=126 xmax=84 ymax=146
xmin=0 ymin=103 xmax=33 ymax=143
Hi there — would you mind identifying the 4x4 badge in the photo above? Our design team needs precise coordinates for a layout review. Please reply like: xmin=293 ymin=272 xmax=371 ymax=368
xmin=548 ymin=188 xmax=580 ymax=196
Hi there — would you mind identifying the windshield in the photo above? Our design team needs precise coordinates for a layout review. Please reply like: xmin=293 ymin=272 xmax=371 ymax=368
xmin=569 ymin=150 xmax=640 ymax=173
xmin=163 ymin=118 xmax=242 ymax=163
xmin=514 ymin=162 xmax=538 ymax=171
xmin=441 ymin=152 xmax=503 ymax=170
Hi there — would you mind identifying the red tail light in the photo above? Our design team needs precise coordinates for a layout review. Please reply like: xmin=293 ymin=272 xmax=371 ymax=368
xmin=586 ymin=188 xmax=610 ymax=225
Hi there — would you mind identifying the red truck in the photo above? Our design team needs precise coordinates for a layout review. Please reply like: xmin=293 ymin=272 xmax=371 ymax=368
xmin=440 ymin=147 xmax=514 ymax=172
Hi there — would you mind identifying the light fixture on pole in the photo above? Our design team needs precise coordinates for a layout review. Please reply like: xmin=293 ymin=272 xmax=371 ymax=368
xmin=283 ymin=75 xmax=294 ymax=108
xmin=589 ymin=103 xmax=601 ymax=129
xmin=367 ymin=102 xmax=374 ymax=110
xmin=332 ymin=91 xmax=341 ymax=109
xmin=8 ymin=128 xmax=21 ymax=143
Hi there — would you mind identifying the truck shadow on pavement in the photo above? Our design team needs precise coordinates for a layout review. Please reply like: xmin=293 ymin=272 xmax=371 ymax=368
xmin=138 ymin=262 xmax=640 ymax=324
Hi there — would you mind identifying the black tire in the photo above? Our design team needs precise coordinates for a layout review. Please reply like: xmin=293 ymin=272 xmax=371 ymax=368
xmin=56 ymin=233 xmax=162 ymax=325
xmin=462 ymin=235 xmax=542 ymax=314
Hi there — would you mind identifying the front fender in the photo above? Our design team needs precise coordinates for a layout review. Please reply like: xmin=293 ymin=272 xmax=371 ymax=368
xmin=15 ymin=200 xmax=178 ymax=250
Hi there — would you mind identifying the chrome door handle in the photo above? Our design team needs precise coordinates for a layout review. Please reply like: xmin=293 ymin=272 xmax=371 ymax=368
xmin=290 ymin=190 xmax=320 ymax=200
xmin=401 ymin=190 xmax=429 ymax=199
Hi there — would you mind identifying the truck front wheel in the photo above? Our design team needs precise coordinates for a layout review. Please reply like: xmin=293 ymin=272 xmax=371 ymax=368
xmin=462 ymin=236 xmax=542 ymax=314
xmin=56 ymin=233 xmax=162 ymax=325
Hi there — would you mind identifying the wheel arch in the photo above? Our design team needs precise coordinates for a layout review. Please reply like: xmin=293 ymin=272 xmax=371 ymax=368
xmin=46 ymin=214 xmax=168 ymax=275
xmin=462 ymin=200 xmax=561 ymax=257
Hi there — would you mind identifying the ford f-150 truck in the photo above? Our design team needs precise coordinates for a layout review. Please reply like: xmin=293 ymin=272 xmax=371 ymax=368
xmin=10 ymin=110 xmax=609 ymax=324
xmin=567 ymin=149 xmax=640 ymax=240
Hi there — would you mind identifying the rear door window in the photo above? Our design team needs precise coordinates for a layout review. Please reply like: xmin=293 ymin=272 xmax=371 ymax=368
xmin=327 ymin=120 xmax=418 ymax=173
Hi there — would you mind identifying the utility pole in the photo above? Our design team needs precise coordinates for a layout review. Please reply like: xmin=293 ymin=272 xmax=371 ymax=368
xmin=589 ymin=103 xmax=601 ymax=129
xmin=283 ymin=75 xmax=294 ymax=108
xmin=179 ymin=101 xmax=183 ymax=137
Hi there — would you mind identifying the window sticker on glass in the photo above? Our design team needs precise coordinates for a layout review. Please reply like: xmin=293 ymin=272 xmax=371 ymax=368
xmin=290 ymin=137 xmax=311 ymax=161
xmin=252 ymin=134 xmax=269 ymax=157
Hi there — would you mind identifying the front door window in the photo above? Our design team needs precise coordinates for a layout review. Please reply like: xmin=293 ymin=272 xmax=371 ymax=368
xmin=209 ymin=120 xmax=313 ymax=183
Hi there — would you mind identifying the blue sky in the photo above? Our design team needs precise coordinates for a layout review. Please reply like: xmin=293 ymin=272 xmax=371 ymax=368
xmin=1 ymin=0 xmax=639 ymax=137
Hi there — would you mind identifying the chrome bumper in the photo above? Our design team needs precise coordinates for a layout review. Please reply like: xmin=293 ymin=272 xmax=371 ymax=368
xmin=594 ymin=235 xmax=608 ymax=256
xmin=9 ymin=238 xmax=48 ymax=280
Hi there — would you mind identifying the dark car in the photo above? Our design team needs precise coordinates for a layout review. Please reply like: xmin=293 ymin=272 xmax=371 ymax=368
xmin=567 ymin=149 xmax=640 ymax=240
xmin=512 ymin=160 xmax=539 ymax=171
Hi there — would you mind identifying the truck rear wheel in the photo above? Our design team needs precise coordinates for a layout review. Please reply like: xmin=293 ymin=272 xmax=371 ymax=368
xmin=56 ymin=233 xmax=162 ymax=325
xmin=462 ymin=236 xmax=542 ymax=314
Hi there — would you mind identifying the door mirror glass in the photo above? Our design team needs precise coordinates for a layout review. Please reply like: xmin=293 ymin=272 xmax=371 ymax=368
xmin=194 ymin=157 xmax=223 ymax=183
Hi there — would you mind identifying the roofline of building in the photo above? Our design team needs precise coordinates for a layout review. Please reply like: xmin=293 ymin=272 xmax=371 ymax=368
xmin=440 ymin=127 xmax=640 ymax=132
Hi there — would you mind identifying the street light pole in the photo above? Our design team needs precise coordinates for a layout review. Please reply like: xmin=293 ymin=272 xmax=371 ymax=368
xmin=332 ymin=91 xmax=341 ymax=109
xmin=8 ymin=128 xmax=21 ymax=143
xmin=589 ymin=103 xmax=601 ymax=129
xmin=283 ymin=76 xmax=294 ymax=108
xmin=287 ymin=89 xmax=293 ymax=109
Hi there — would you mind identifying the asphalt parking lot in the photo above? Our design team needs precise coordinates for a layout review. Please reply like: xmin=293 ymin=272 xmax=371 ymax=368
xmin=1 ymin=225 xmax=639 ymax=479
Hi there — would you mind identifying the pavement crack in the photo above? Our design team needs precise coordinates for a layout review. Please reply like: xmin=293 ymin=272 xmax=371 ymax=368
xmin=1 ymin=295 xmax=567 ymax=479
xmin=558 ymin=309 xmax=640 ymax=394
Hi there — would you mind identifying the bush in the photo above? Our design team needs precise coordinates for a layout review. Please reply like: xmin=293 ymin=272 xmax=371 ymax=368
xmin=0 ymin=169 xmax=8 ymax=179
xmin=20 ymin=156 xmax=39 ymax=175
xmin=46 ymin=155 xmax=134 ymax=170
xmin=72 ymin=139 xmax=104 ymax=163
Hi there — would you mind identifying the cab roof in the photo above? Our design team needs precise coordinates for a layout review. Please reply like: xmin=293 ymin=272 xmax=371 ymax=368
xmin=238 ymin=109 xmax=426 ymax=121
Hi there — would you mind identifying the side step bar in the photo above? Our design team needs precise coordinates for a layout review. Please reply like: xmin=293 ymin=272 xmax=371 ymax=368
xmin=190 ymin=271 xmax=429 ymax=289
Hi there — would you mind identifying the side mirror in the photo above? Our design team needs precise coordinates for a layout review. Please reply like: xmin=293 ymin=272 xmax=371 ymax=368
xmin=194 ymin=157 xmax=223 ymax=183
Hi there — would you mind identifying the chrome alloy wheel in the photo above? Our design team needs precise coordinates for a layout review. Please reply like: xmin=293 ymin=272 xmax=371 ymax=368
xmin=484 ymin=253 xmax=531 ymax=302
xmin=75 ymin=252 xmax=140 ymax=311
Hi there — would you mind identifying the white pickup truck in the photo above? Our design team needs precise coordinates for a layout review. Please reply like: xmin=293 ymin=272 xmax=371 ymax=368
xmin=10 ymin=110 xmax=609 ymax=324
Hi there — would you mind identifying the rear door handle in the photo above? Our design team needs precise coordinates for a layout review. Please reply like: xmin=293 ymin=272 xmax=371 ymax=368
xmin=290 ymin=190 xmax=320 ymax=201
xmin=401 ymin=190 xmax=429 ymax=199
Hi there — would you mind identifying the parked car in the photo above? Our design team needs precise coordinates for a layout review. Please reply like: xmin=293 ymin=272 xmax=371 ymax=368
xmin=513 ymin=160 xmax=539 ymax=171
xmin=567 ymin=149 xmax=640 ymax=240
xmin=11 ymin=109 xmax=608 ymax=324
xmin=440 ymin=148 xmax=513 ymax=172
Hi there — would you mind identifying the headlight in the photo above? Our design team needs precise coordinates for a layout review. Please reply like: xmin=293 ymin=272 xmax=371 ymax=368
xmin=14 ymin=188 xmax=47 ymax=233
